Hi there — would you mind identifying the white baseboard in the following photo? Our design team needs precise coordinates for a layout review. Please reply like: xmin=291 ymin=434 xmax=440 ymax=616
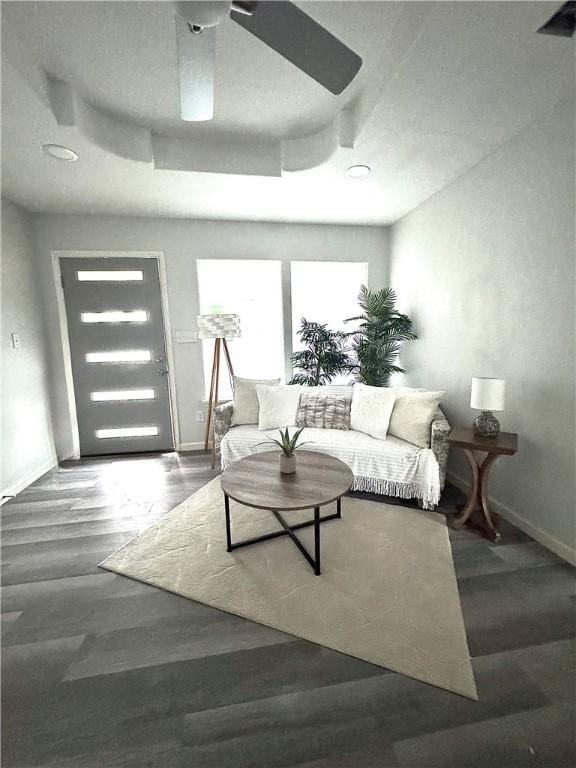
xmin=447 ymin=471 xmax=576 ymax=566
xmin=179 ymin=442 xmax=207 ymax=452
xmin=1 ymin=455 xmax=59 ymax=499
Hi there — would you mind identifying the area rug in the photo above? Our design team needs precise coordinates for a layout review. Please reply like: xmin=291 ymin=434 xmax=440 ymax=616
xmin=100 ymin=477 xmax=477 ymax=700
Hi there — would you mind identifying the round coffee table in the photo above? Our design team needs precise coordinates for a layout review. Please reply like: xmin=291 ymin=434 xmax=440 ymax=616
xmin=220 ymin=450 xmax=353 ymax=575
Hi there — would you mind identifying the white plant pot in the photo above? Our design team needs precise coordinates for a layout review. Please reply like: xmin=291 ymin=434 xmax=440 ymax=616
xmin=280 ymin=454 xmax=296 ymax=474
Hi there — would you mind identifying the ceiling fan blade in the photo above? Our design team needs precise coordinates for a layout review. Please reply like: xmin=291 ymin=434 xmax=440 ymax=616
xmin=231 ymin=1 xmax=362 ymax=95
xmin=175 ymin=15 xmax=215 ymax=121
xmin=537 ymin=1 xmax=575 ymax=37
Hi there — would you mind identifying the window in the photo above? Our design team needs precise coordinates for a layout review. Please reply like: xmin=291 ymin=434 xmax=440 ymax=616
xmin=91 ymin=389 xmax=155 ymax=402
xmin=85 ymin=350 xmax=151 ymax=363
xmin=96 ymin=426 xmax=158 ymax=439
xmin=77 ymin=270 xmax=143 ymax=282
xmin=81 ymin=310 xmax=148 ymax=324
xmin=197 ymin=260 xmax=284 ymax=399
xmin=291 ymin=262 xmax=368 ymax=381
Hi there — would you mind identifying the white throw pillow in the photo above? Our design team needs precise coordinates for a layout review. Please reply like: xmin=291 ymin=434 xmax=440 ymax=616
xmin=231 ymin=376 xmax=280 ymax=426
xmin=389 ymin=388 xmax=445 ymax=448
xmin=256 ymin=385 xmax=302 ymax=431
xmin=350 ymin=383 xmax=397 ymax=441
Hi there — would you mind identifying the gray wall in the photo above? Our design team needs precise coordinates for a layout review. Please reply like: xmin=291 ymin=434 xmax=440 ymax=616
xmin=1 ymin=199 xmax=56 ymax=494
xmin=31 ymin=215 xmax=388 ymax=458
xmin=390 ymin=95 xmax=575 ymax=561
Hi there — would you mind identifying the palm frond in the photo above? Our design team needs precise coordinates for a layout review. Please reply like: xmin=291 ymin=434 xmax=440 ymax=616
xmin=346 ymin=284 xmax=417 ymax=386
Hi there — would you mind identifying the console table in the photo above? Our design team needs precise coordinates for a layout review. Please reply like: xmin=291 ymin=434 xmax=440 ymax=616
xmin=448 ymin=427 xmax=518 ymax=541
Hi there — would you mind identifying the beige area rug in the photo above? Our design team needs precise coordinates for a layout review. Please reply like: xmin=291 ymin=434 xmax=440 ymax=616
xmin=100 ymin=478 xmax=477 ymax=700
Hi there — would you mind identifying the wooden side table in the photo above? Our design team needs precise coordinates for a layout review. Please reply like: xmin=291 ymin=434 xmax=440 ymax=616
xmin=448 ymin=427 xmax=518 ymax=541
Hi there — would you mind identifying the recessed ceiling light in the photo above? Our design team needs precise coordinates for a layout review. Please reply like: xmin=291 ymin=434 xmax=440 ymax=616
xmin=41 ymin=144 xmax=79 ymax=162
xmin=346 ymin=164 xmax=371 ymax=179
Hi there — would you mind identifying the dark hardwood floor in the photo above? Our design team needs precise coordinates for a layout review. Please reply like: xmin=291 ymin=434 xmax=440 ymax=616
xmin=1 ymin=452 xmax=574 ymax=768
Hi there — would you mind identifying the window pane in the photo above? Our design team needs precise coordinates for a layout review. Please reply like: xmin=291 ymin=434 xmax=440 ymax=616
xmin=91 ymin=389 xmax=155 ymax=401
xmin=77 ymin=270 xmax=143 ymax=282
xmin=81 ymin=310 xmax=148 ymax=323
xmin=291 ymin=261 xmax=368 ymax=382
xmin=96 ymin=426 xmax=158 ymax=439
xmin=197 ymin=260 xmax=284 ymax=399
xmin=86 ymin=350 xmax=151 ymax=363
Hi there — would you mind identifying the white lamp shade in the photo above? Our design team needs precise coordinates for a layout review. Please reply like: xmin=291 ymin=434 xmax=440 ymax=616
xmin=470 ymin=377 xmax=506 ymax=412
xmin=197 ymin=313 xmax=241 ymax=340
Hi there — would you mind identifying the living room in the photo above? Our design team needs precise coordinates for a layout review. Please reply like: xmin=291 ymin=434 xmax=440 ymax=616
xmin=1 ymin=1 xmax=574 ymax=767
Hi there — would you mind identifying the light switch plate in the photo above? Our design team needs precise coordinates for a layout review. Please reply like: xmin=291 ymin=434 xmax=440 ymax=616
xmin=11 ymin=332 xmax=21 ymax=348
xmin=175 ymin=331 xmax=198 ymax=344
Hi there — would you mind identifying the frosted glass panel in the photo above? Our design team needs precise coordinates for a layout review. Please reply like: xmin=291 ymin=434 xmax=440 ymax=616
xmin=77 ymin=270 xmax=143 ymax=282
xmin=86 ymin=350 xmax=151 ymax=363
xmin=81 ymin=310 xmax=148 ymax=323
xmin=197 ymin=260 xmax=284 ymax=399
xmin=96 ymin=426 xmax=158 ymax=439
xmin=91 ymin=389 xmax=155 ymax=402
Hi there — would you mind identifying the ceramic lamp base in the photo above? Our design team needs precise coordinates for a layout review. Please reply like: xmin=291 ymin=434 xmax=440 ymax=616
xmin=474 ymin=411 xmax=500 ymax=438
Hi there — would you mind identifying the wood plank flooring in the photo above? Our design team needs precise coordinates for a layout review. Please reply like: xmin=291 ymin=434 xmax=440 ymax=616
xmin=2 ymin=452 xmax=575 ymax=768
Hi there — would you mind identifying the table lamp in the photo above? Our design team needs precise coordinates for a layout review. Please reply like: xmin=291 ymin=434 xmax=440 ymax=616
xmin=470 ymin=377 xmax=505 ymax=437
xmin=197 ymin=313 xmax=241 ymax=459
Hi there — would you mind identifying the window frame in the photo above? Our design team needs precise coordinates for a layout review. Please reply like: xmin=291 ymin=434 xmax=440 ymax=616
xmin=196 ymin=259 xmax=369 ymax=397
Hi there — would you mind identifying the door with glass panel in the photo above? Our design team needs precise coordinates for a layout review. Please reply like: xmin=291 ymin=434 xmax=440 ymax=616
xmin=60 ymin=257 xmax=174 ymax=455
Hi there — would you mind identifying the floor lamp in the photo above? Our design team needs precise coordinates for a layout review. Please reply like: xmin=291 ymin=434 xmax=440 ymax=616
xmin=197 ymin=314 xmax=241 ymax=464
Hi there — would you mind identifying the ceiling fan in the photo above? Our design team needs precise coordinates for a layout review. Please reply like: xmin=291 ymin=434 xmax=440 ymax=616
xmin=174 ymin=1 xmax=363 ymax=122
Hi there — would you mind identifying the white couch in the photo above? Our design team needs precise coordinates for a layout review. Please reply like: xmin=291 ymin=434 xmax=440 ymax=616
xmin=213 ymin=386 xmax=451 ymax=510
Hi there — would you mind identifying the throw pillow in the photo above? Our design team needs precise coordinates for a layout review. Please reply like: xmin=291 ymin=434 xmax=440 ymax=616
xmin=389 ymin=389 xmax=445 ymax=448
xmin=350 ymin=383 xmax=397 ymax=440
xmin=256 ymin=385 xmax=302 ymax=431
xmin=296 ymin=392 xmax=351 ymax=430
xmin=231 ymin=376 xmax=281 ymax=426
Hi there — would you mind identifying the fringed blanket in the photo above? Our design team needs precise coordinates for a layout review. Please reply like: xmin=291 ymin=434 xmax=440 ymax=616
xmin=221 ymin=426 xmax=441 ymax=509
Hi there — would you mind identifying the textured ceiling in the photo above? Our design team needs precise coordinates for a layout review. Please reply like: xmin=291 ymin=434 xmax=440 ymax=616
xmin=1 ymin=1 xmax=573 ymax=224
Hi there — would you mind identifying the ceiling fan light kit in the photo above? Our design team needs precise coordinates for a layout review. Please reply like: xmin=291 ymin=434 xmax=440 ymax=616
xmin=174 ymin=0 xmax=363 ymax=123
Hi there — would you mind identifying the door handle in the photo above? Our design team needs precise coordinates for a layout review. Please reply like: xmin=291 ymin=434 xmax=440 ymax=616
xmin=156 ymin=369 xmax=168 ymax=376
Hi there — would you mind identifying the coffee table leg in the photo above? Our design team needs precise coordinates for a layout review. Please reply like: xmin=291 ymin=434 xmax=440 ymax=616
xmin=336 ymin=498 xmax=342 ymax=518
xmin=314 ymin=507 xmax=321 ymax=575
xmin=224 ymin=494 xmax=232 ymax=552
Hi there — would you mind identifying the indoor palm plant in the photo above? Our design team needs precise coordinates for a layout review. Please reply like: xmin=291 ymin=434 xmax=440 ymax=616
xmin=345 ymin=285 xmax=417 ymax=386
xmin=260 ymin=427 xmax=308 ymax=474
xmin=290 ymin=318 xmax=352 ymax=386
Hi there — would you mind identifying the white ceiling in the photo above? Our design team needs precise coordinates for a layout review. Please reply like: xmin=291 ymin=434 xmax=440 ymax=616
xmin=1 ymin=1 xmax=573 ymax=225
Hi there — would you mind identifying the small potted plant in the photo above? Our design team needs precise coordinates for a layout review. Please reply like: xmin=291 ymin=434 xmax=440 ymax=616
xmin=261 ymin=427 xmax=308 ymax=474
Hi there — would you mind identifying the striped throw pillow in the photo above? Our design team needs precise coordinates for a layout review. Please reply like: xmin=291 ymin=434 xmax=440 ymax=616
xmin=296 ymin=392 xmax=352 ymax=430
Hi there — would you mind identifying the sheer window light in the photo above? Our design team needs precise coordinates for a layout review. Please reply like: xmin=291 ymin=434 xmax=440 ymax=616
xmin=291 ymin=261 xmax=368 ymax=382
xmin=197 ymin=260 xmax=284 ymax=399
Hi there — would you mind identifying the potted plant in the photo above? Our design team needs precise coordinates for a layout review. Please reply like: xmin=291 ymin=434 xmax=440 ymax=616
xmin=345 ymin=285 xmax=417 ymax=386
xmin=290 ymin=318 xmax=352 ymax=386
xmin=260 ymin=427 xmax=308 ymax=474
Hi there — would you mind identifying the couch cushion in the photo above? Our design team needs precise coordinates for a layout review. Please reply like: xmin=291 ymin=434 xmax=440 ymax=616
xmin=389 ymin=389 xmax=445 ymax=448
xmin=231 ymin=376 xmax=281 ymax=426
xmin=296 ymin=392 xmax=352 ymax=430
xmin=256 ymin=384 xmax=301 ymax=430
xmin=350 ymin=383 xmax=397 ymax=440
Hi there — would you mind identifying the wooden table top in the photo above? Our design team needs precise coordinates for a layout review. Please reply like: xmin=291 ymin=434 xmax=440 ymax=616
xmin=221 ymin=450 xmax=354 ymax=512
xmin=448 ymin=426 xmax=518 ymax=455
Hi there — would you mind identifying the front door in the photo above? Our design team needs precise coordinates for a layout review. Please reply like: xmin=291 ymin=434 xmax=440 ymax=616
xmin=60 ymin=256 xmax=174 ymax=455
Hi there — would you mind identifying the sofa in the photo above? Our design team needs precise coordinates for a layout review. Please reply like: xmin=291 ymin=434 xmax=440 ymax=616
xmin=213 ymin=385 xmax=451 ymax=510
